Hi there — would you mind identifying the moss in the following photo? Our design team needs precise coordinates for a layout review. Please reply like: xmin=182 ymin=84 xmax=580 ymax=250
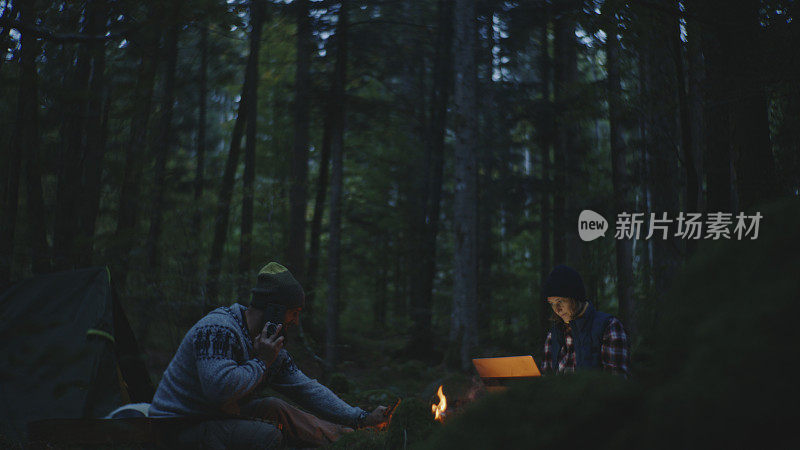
xmin=356 ymin=388 xmax=400 ymax=405
xmin=0 ymin=433 xmax=22 ymax=450
xmin=385 ymin=398 xmax=438 ymax=448
xmin=332 ymin=428 xmax=388 ymax=449
xmin=331 ymin=398 xmax=436 ymax=449
xmin=328 ymin=372 xmax=351 ymax=395
xmin=421 ymin=373 xmax=642 ymax=450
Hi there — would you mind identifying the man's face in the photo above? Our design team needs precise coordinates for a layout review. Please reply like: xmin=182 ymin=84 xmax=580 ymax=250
xmin=283 ymin=307 xmax=302 ymax=329
xmin=251 ymin=307 xmax=301 ymax=342
xmin=547 ymin=296 xmax=579 ymax=323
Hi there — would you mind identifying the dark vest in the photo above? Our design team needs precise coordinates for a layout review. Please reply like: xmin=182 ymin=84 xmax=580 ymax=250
xmin=547 ymin=303 xmax=612 ymax=371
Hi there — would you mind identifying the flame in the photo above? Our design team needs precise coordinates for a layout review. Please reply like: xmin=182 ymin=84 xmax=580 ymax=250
xmin=431 ymin=385 xmax=447 ymax=422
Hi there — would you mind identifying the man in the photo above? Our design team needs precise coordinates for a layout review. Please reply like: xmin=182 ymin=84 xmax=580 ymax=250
xmin=540 ymin=265 xmax=630 ymax=378
xmin=150 ymin=262 xmax=388 ymax=448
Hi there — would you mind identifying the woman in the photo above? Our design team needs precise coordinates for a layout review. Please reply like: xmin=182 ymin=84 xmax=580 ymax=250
xmin=541 ymin=265 xmax=630 ymax=378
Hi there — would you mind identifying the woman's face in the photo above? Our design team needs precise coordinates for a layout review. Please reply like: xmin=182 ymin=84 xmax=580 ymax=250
xmin=547 ymin=296 xmax=579 ymax=323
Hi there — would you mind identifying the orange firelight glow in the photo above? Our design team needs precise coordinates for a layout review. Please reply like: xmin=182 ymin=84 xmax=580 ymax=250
xmin=431 ymin=385 xmax=447 ymax=422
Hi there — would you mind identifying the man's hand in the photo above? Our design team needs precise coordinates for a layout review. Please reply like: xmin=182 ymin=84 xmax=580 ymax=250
xmin=362 ymin=406 xmax=389 ymax=429
xmin=254 ymin=323 xmax=284 ymax=366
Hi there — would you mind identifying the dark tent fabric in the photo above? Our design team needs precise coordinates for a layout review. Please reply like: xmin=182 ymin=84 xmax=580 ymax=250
xmin=0 ymin=267 xmax=154 ymax=442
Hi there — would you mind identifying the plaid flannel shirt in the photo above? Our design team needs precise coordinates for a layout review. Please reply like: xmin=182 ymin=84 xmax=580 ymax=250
xmin=542 ymin=317 xmax=630 ymax=378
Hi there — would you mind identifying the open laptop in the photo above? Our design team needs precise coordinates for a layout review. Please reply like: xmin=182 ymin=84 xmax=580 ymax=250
xmin=472 ymin=356 xmax=541 ymax=391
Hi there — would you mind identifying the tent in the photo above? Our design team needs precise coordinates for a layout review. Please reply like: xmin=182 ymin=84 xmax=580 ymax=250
xmin=0 ymin=267 xmax=154 ymax=442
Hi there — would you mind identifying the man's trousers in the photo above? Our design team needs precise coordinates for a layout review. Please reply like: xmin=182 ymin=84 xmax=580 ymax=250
xmin=175 ymin=397 xmax=352 ymax=449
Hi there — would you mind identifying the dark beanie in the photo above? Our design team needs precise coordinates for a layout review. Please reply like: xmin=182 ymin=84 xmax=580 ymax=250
xmin=543 ymin=265 xmax=586 ymax=303
xmin=250 ymin=262 xmax=305 ymax=309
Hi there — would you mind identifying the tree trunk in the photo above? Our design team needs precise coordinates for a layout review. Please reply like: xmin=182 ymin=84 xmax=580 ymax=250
xmin=726 ymin=1 xmax=781 ymax=208
xmin=476 ymin=12 xmax=497 ymax=338
xmin=15 ymin=0 xmax=49 ymax=274
xmin=191 ymin=20 xmax=208 ymax=300
xmin=288 ymin=0 xmax=312 ymax=283
xmin=699 ymin=1 xmax=733 ymax=213
xmin=538 ymin=4 xmax=553 ymax=335
xmin=551 ymin=1 xmax=576 ymax=266
xmin=113 ymin=7 xmax=162 ymax=291
xmin=78 ymin=0 xmax=109 ymax=267
xmin=641 ymin=0 xmax=682 ymax=314
xmin=207 ymin=53 xmax=255 ymax=306
xmin=559 ymin=1 xmax=583 ymax=267
xmin=326 ymin=0 xmax=349 ymax=372
xmin=306 ymin=99 xmax=333 ymax=339
xmin=374 ymin=237 xmax=389 ymax=327
xmin=604 ymin=4 xmax=635 ymax=335
xmin=195 ymin=21 xmax=209 ymax=211
xmin=54 ymin=9 xmax=93 ymax=270
xmin=146 ymin=2 xmax=182 ymax=275
xmin=238 ymin=0 xmax=265 ymax=299
xmin=673 ymin=5 xmax=698 ymax=218
xmin=636 ymin=54 xmax=655 ymax=295
xmin=686 ymin=0 xmax=706 ymax=208
xmin=408 ymin=0 xmax=453 ymax=357
xmin=451 ymin=0 xmax=479 ymax=372
xmin=0 ymin=0 xmax=20 ymax=286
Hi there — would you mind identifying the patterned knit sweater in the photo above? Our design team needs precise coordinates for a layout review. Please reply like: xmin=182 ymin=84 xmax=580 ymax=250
xmin=150 ymin=303 xmax=366 ymax=427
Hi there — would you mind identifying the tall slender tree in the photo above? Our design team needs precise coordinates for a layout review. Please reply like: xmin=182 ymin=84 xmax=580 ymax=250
xmin=476 ymin=11 xmax=498 ymax=337
xmin=551 ymin=0 xmax=577 ymax=266
xmin=113 ymin=5 xmax=163 ymax=291
xmin=408 ymin=0 xmax=453 ymax=357
xmin=207 ymin=10 xmax=259 ymax=304
xmin=195 ymin=21 xmax=209 ymax=215
xmin=685 ymin=0 xmax=706 ymax=251
xmin=239 ymin=0 xmax=265 ymax=299
xmin=640 ymin=0 xmax=682 ymax=314
xmin=0 ymin=0 xmax=21 ymax=286
xmin=604 ymin=0 xmax=635 ymax=335
xmin=699 ymin=0 xmax=733 ymax=213
xmin=78 ymin=0 xmax=109 ymax=267
xmin=538 ymin=2 xmax=553 ymax=334
xmin=306 ymin=100 xmax=333 ymax=338
xmin=146 ymin=0 xmax=183 ymax=274
xmin=191 ymin=20 xmax=209 ymax=298
xmin=288 ymin=0 xmax=312 ymax=283
xmin=54 ymin=5 xmax=94 ymax=270
xmin=560 ymin=1 xmax=584 ymax=267
xmin=14 ymin=0 xmax=49 ymax=275
xmin=451 ymin=0 xmax=479 ymax=372
xmin=326 ymin=0 xmax=349 ymax=372
xmin=726 ymin=1 xmax=781 ymax=208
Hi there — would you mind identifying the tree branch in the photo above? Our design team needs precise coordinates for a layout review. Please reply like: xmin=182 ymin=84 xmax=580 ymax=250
xmin=0 ymin=18 xmax=140 ymax=43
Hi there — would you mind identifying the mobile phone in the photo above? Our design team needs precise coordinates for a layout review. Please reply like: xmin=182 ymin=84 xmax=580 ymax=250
xmin=263 ymin=303 xmax=286 ymax=336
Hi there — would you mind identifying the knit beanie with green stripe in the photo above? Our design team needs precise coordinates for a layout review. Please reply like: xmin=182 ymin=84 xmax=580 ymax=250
xmin=250 ymin=262 xmax=305 ymax=309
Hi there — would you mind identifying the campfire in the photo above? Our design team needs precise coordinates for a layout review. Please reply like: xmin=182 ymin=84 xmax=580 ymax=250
xmin=431 ymin=385 xmax=447 ymax=422
xmin=429 ymin=378 xmax=487 ymax=423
